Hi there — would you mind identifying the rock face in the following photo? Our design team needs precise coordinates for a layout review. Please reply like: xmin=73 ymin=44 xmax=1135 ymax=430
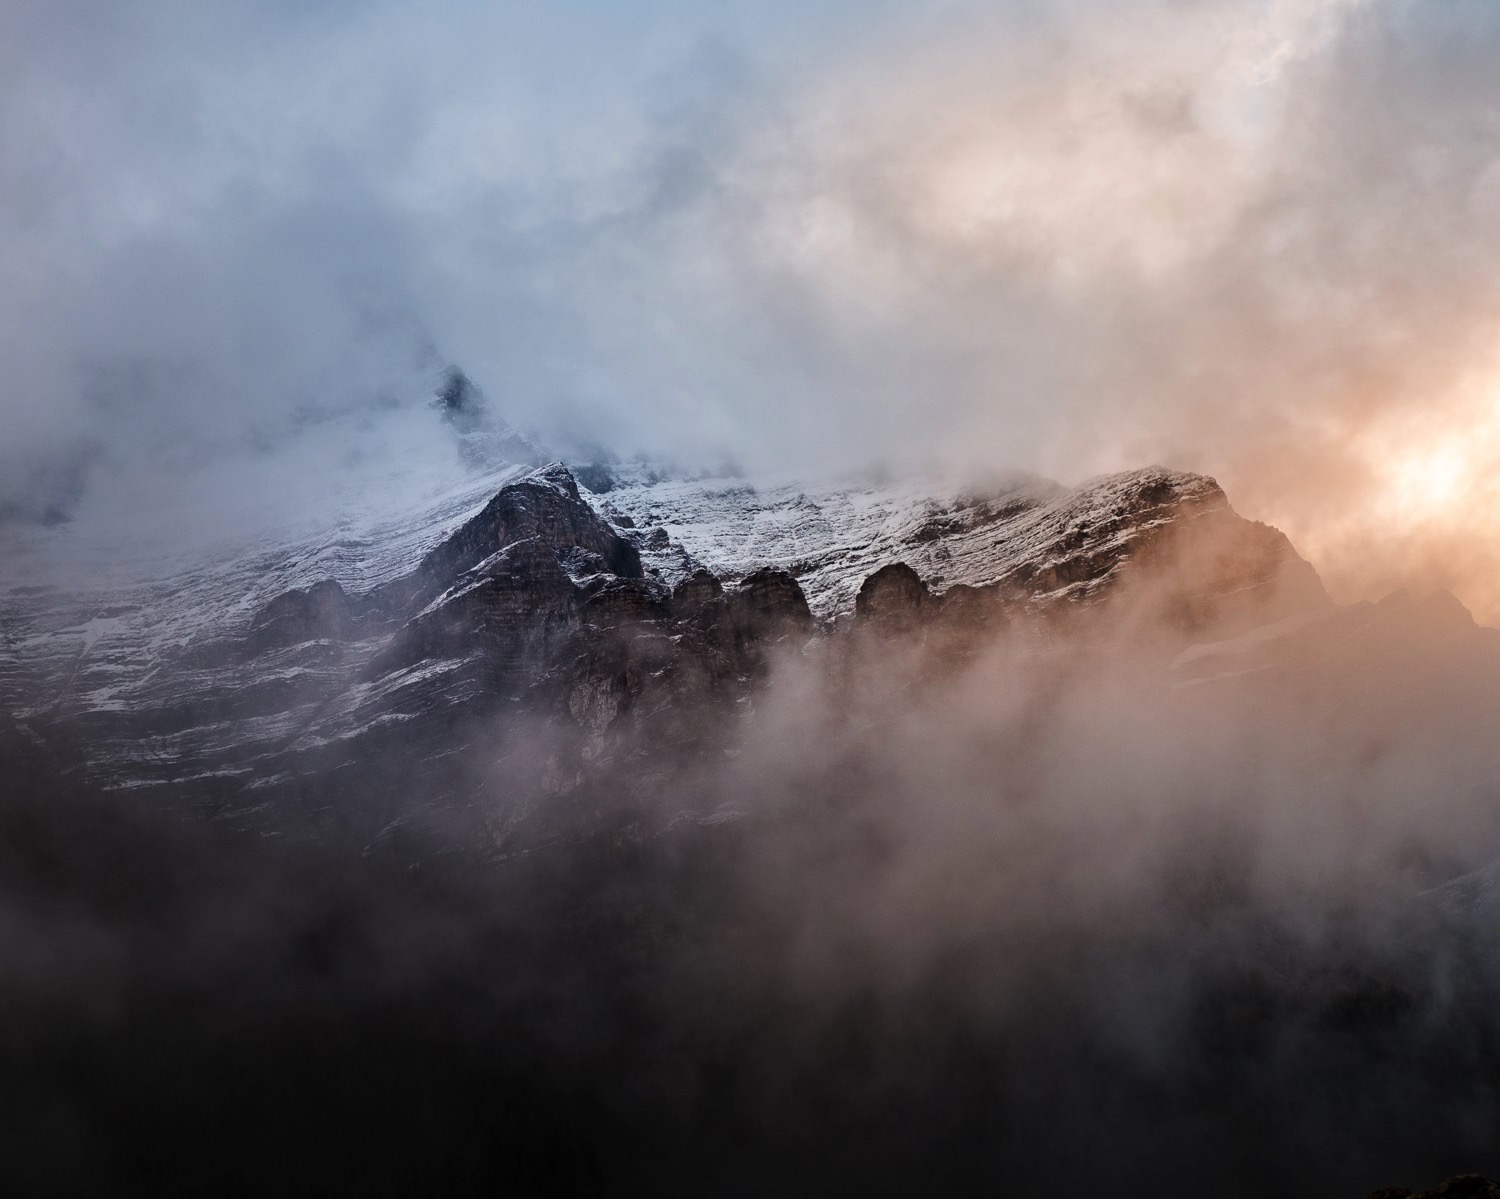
xmin=670 ymin=568 xmax=724 ymax=619
xmin=600 ymin=464 xmax=1328 ymax=629
xmin=248 ymin=578 xmax=360 ymax=652
xmin=388 ymin=462 xmax=641 ymax=616
xmin=434 ymin=365 xmax=548 ymax=469
xmin=0 ymin=460 xmax=1342 ymax=819
xmin=382 ymin=535 xmax=582 ymax=679
xmin=725 ymin=568 xmax=813 ymax=638
xmin=7 ymin=446 xmax=1500 ymax=1199
xmin=358 ymin=471 xmax=815 ymax=774
xmin=855 ymin=562 xmax=930 ymax=625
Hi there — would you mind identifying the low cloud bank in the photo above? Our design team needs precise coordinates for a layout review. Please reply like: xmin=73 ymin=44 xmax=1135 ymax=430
xmin=7 ymin=2 xmax=1500 ymax=617
xmin=6 ymin=588 xmax=1500 ymax=1193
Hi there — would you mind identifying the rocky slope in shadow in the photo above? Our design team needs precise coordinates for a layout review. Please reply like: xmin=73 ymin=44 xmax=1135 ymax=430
xmin=7 ymin=459 xmax=1500 ymax=1196
xmin=0 ymin=460 xmax=1333 ymax=835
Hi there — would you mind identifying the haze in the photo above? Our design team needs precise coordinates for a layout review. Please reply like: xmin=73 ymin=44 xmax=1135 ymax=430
xmin=4 ymin=0 xmax=1500 ymax=618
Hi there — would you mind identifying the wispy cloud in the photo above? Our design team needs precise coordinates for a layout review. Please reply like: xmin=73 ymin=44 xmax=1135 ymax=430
xmin=4 ymin=0 xmax=1500 ymax=615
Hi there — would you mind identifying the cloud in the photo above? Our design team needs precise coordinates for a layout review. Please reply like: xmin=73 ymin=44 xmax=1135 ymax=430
xmin=4 ymin=0 xmax=1500 ymax=615
xmin=6 ymin=581 xmax=1500 ymax=1192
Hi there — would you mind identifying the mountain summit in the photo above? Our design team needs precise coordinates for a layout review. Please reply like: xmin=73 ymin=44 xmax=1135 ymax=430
xmin=2 ymin=459 xmax=1333 ymax=823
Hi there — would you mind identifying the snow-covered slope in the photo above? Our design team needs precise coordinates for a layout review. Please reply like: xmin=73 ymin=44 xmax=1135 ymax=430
xmin=601 ymin=463 xmax=1324 ymax=621
xmin=0 ymin=457 xmax=1328 ymax=802
xmin=0 ymin=458 xmax=528 ymax=785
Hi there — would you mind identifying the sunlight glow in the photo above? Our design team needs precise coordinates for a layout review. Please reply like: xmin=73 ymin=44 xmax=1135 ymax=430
xmin=1389 ymin=443 xmax=1470 ymax=519
xmin=1363 ymin=391 xmax=1500 ymax=535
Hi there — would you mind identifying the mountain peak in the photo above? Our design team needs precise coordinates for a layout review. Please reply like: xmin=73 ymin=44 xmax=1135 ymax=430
xmin=2 ymin=457 xmax=1333 ymax=799
xmin=431 ymin=365 xmax=548 ymax=470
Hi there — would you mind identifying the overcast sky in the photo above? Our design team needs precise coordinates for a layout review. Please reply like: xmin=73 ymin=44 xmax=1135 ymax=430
xmin=5 ymin=0 xmax=1500 ymax=615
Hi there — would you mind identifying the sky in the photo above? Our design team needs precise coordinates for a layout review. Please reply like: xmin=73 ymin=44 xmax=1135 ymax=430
xmin=4 ymin=0 xmax=1500 ymax=618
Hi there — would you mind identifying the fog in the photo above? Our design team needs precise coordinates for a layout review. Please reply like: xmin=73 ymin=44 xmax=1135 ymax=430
xmin=5 ymin=0 xmax=1500 ymax=618
xmin=8 ymin=5 xmax=1500 ymax=1189
xmin=6 ymin=574 xmax=1500 ymax=1193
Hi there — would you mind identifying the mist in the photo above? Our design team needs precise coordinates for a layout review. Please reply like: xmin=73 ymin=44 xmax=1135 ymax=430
xmin=7 ymin=6 xmax=1500 ymax=1188
xmin=5 ymin=0 xmax=1500 ymax=618
xmin=6 ymin=561 xmax=1499 ymax=1193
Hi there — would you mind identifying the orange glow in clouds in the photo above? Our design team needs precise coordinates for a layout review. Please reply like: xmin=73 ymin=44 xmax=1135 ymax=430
xmin=1282 ymin=377 xmax=1500 ymax=625
xmin=1370 ymin=384 xmax=1500 ymax=532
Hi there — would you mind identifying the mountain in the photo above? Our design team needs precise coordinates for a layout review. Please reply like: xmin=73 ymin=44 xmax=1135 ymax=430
xmin=7 ymin=449 xmax=1500 ymax=1196
xmin=0 ymin=456 xmax=1328 ymax=829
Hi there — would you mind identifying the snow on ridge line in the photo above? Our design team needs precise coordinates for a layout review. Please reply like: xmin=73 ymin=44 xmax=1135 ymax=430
xmin=592 ymin=463 xmax=1230 ymax=618
xmin=1 ymin=458 xmax=1310 ymax=793
xmin=1 ymin=460 xmax=1235 ymax=707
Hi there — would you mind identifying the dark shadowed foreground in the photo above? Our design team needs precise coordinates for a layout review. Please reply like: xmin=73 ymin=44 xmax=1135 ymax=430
xmin=6 ymin=464 xmax=1500 ymax=1195
xmin=7 ymin=604 xmax=1500 ymax=1197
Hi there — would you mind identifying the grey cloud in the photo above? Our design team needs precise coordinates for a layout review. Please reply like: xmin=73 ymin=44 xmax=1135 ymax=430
xmin=4 ymin=0 xmax=1500 ymax=616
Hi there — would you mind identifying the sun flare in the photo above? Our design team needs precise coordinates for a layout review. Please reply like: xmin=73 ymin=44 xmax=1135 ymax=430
xmin=1356 ymin=364 xmax=1500 ymax=538
xmin=1386 ymin=440 xmax=1475 ymax=522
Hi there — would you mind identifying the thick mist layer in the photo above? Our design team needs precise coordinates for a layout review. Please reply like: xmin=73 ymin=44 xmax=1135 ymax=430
xmin=10 ymin=4 xmax=1500 ymax=1194
xmin=7 ymin=585 xmax=1500 ymax=1194
xmin=6 ymin=1 xmax=1500 ymax=616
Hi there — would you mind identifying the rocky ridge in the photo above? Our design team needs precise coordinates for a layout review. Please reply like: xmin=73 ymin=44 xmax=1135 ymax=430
xmin=0 ymin=456 xmax=1333 ymax=832
xmin=5 ymin=448 xmax=1500 ymax=1195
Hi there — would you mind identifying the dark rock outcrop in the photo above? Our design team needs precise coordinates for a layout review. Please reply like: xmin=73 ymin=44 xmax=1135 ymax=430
xmin=1026 ymin=469 xmax=1330 ymax=633
xmin=248 ymin=578 xmax=359 ymax=651
xmin=670 ymin=569 xmax=724 ymax=620
xmin=570 ymin=461 xmax=618 ymax=494
xmin=358 ymin=464 xmax=654 ymax=684
xmin=382 ymin=535 xmax=580 ymax=680
xmin=935 ymin=582 xmax=1012 ymax=629
xmin=226 ymin=467 xmax=825 ymax=806
xmin=579 ymin=576 xmax=671 ymax=629
xmin=727 ymin=568 xmax=812 ymax=633
xmin=687 ymin=568 xmax=814 ymax=677
xmin=547 ymin=623 xmax=734 ymax=765
xmin=5 ymin=460 xmax=1366 ymax=810
xmin=854 ymin=562 xmax=930 ymax=624
xmin=434 ymin=366 xmax=547 ymax=468
xmin=387 ymin=463 xmax=641 ymax=616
